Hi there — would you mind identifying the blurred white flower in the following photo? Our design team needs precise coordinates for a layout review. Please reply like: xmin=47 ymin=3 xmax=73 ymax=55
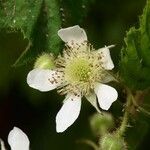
xmin=27 ymin=25 xmax=118 ymax=133
xmin=0 ymin=127 xmax=29 ymax=150
xmin=0 ymin=139 xmax=6 ymax=150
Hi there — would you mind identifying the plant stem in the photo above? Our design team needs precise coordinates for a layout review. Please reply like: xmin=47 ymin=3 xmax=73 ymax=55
xmin=116 ymin=88 xmax=132 ymax=137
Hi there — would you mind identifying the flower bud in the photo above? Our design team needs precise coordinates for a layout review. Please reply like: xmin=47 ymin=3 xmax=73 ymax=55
xmin=90 ymin=112 xmax=114 ymax=135
xmin=34 ymin=53 xmax=55 ymax=69
xmin=100 ymin=134 xmax=127 ymax=150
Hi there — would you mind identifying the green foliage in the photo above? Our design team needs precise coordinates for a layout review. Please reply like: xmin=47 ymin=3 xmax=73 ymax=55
xmin=0 ymin=0 xmax=93 ymax=66
xmin=140 ymin=0 xmax=150 ymax=67
xmin=14 ymin=0 xmax=61 ymax=66
xmin=0 ymin=0 xmax=42 ymax=38
xmin=126 ymin=114 xmax=149 ymax=150
xmin=120 ymin=0 xmax=150 ymax=90
xmin=0 ymin=0 xmax=61 ymax=66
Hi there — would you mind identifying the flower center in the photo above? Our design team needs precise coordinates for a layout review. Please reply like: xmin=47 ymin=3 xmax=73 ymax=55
xmin=56 ymin=42 xmax=106 ymax=95
xmin=65 ymin=58 xmax=91 ymax=83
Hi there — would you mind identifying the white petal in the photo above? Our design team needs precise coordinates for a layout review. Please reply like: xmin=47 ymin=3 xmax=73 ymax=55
xmin=27 ymin=69 xmax=61 ymax=92
xmin=98 ymin=46 xmax=114 ymax=70
xmin=94 ymin=83 xmax=118 ymax=110
xmin=0 ymin=139 xmax=6 ymax=150
xmin=8 ymin=127 xmax=29 ymax=150
xmin=58 ymin=25 xmax=87 ymax=46
xmin=56 ymin=94 xmax=81 ymax=133
xmin=86 ymin=93 xmax=101 ymax=113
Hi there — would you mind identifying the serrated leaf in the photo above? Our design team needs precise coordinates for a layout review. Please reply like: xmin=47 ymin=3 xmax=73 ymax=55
xmin=120 ymin=0 xmax=150 ymax=90
xmin=14 ymin=0 xmax=61 ymax=66
xmin=0 ymin=0 xmax=42 ymax=38
xmin=13 ymin=1 xmax=48 ymax=66
xmin=0 ymin=0 xmax=62 ymax=66
xmin=0 ymin=0 xmax=61 ymax=66
xmin=139 ymin=0 xmax=150 ymax=67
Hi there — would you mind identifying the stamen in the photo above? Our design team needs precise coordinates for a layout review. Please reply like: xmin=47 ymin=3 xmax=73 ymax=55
xmin=55 ymin=41 xmax=105 ymax=95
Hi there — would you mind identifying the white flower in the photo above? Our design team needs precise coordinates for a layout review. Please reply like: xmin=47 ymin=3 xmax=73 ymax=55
xmin=0 ymin=127 xmax=30 ymax=150
xmin=27 ymin=25 xmax=118 ymax=133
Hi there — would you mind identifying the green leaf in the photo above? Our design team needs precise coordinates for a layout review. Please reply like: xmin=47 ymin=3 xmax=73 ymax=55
xmin=139 ymin=0 xmax=150 ymax=67
xmin=14 ymin=0 xmax=61 ymax=66
xmin=120 ymin=0 xmax=150 ymax=90
xmin=0 ymin=0 xmax=42 ymax=38
xmin=0 ymin=0 xmax=61 ymax=66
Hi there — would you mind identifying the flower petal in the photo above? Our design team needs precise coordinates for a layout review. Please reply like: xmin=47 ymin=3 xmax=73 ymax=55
xmin=8 ymin=127 xmax=29 ymax=150
xmin=56 ymin=94 xmax=81 ymax=133
xmin=94 ymin=83 xmax=118 ymax=110
xmin=86 ymin=93 xmax=101 ymax=113
xmin=58 ymin=25 xmax=87 ymax=46
xmin=0 ymin=139 xmax=6 ymax=150
xmin=27 ymin=69 xmax=61 ymax=92
xmin=98 ymin=45 xmax=114 ymax=70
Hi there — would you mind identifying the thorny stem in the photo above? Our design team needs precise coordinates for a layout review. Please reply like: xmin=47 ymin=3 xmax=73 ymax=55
xmin=116 ymin=88 xmax=132 ymax=137
xmin=116 ymin=88 xmax=149 ymax=137
xmin=102 ymin=71 xmax=132 ymax=137
xmin=106 ymin=72 xmax=150 ymax=136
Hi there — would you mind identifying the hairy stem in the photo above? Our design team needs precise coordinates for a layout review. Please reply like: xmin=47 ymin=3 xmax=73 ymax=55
xmin=116 ymin=88 xmax=132 ymax=137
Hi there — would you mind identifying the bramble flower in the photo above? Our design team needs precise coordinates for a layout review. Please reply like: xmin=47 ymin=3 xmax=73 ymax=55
xmin=27 ymin=25 xmax=118 ymax=133
xmin=0 ymin=127 xmax=30 ymax=150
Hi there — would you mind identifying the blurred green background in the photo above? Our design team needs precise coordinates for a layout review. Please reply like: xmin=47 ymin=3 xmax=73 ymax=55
xmin=0 ymin=0 xmax=149 ymax=149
